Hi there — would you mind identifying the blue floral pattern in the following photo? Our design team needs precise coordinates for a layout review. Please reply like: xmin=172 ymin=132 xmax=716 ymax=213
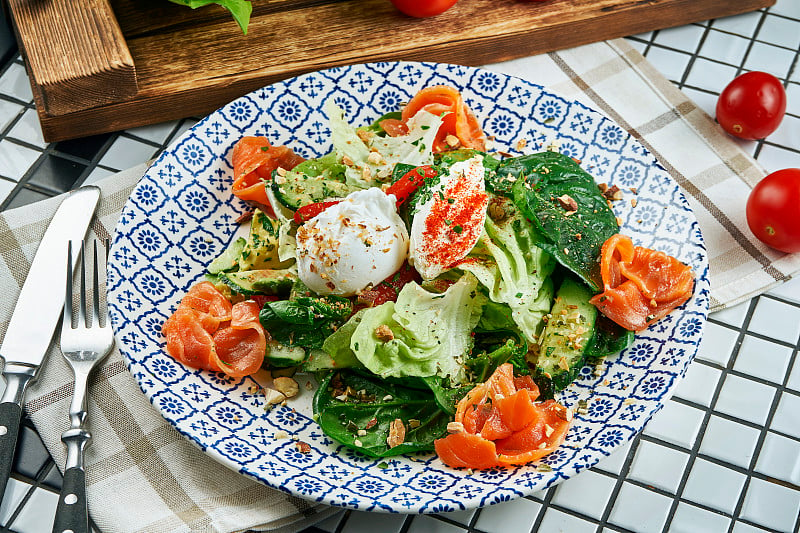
xmin=109 ymin=62 xmax=709 ymax=514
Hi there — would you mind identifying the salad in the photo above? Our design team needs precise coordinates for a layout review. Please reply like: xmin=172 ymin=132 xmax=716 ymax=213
xmin=161 ymin=85 xmax=694 ymax=470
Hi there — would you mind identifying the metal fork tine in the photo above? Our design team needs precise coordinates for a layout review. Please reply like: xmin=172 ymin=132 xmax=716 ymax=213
xmin=91 ymin=240 xmax=101 ymax=329
xmin=76 ymin=242 xmax=87 ymax=328
xmin=64 ymin=241 xmax=74 ymax=331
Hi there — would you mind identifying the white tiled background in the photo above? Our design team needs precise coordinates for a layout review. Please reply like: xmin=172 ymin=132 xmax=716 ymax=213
xmin=1 ymin=1 xmax=799 ymax=532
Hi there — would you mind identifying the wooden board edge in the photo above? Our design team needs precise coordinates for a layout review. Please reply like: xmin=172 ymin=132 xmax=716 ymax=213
xmin=36 ymin=0 xmax=776 ymax=142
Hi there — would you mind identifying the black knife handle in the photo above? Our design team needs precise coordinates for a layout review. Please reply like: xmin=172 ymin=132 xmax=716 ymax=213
xmin=52 ymin=467 xmax=89 ymax=533
xmin=0 ymin=401 xmax=23 ymax=504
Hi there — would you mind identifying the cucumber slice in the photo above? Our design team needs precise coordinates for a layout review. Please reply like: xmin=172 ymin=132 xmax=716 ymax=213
xmin=271 ymin=152 xmax=353 ymax=210
xmin=265 ymin=341 xmax=307 ymax=368
xmin=208 ymin=237 xmax=246 ymax=274
xmin=218 ymin=268 xmax=297 ymax=296
xmin=534 ymin=277 xmax=597 ymax=397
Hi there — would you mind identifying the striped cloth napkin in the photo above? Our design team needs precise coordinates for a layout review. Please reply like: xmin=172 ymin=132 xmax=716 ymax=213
xmin=0 ymin=38 xmax=795 ymax=533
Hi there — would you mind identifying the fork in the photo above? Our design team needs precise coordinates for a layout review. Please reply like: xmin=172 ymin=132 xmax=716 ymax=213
xmin=53 ymin=240 xmax=114 ymax=533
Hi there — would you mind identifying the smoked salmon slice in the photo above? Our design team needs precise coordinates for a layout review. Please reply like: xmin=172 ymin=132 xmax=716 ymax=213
xmin=210 ymin=301 xmax=267 ymax=377
xmin=397 ymin=86 xmax=486 ymax=152
xmin=162 ymin=282 xmax=266 ymax=377
xmin=590 ymin=234 xmax=694 ymax=331
xmin=437 ymin=364 xmax=572 ymax=470
xmin=231 ymin=136 xmax=304 ymax=216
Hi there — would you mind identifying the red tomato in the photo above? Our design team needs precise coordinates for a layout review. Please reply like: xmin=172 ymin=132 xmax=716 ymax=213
xmin=293 ymin=200 xmax=341 ymax=224
xmin=716 ymin=71 xmax=786 ymax=140
xmin=746 ymin=168 xmax=800 ymax=253
xmin=385 ymin=165 xmax=437 ymax=206
xmin=389 ymin=0 xmax=457 ymax=17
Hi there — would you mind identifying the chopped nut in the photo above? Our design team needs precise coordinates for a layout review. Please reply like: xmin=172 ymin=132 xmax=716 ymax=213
xmin=408 ymin=419 xmax=421 ymax=429
xmin=295 ymin=441 xmax=311 ymax=454
xmin=273 ymin=377 xmax=299 ymax=399
xmin=263 ymin=388 xmax=287 ymax=405
xmin=382 ymin=394 xmax=394 ymax=402
xmin=600 ymin=184 xmax=623 ymax=201
xmin=353 ymin=439 xmax=363 ymax=447
xmin=362 ymin=167 xmax=372 ymax=180
xmin=445 ymin=134 xmax=460 ymax=148
xmin=365 ymin=417 xmax=378 ymax=430
xmin=342 ymin=155 xmax=354 ymax=166
xmin=558 ymin=356 xmax=569 ymax=371
xmin=615 ymin=216 xmax=623 ymax=226
xmin=387 ymin=418 xmax=406 ymax=448
xmin=357 ymin=129 xmax=374 ymax=143
xmin=367 ymin=151 xmax=382 ymax=165
xmin=357 ymin=429 xmax=367 ymax=437
xmin=374 ymin=324 xmax=394 ymax=342
xmin=274 ymin=430 xmax=289 ymax=440
xmin=276 ymin=167 xmax=287 ymax=177
xmin=556 ymin=194 xmax=578 ymax=212
xmin=447 ymin=421 xmax=465 ymax=434
xmin=630 ymin=198 xmax=638 ymax=208
xmin=515 ymin=138 xmax=528 ymax=151
xmin=487 ymin=196 xmax=514 ymax=223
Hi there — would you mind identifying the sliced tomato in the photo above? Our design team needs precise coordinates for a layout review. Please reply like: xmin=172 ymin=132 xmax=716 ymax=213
xmin=437 ymin=363 xmax=572 ymax=470
xmin=231 ymin=137 xmax=304 ymax=216
xmin=401 ymin=86 xmax=486 ymax=152
xmin=385 ymin=165 xmax=437 ymax=206
xmin=355 ymin=261 xmax=421 ymax=308
xmin=590 ymin=234 xmax=694 ymax=332
xmin=293 ymin=200 xmax=341 ymax=224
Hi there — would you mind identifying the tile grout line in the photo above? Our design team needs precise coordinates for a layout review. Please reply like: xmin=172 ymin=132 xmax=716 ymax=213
xmin=661 ymin=296 xmax=759 ymax=533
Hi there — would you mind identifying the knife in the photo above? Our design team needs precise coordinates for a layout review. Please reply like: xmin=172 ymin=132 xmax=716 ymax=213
xmin=0 ymin=186 xmax=101 ymax=503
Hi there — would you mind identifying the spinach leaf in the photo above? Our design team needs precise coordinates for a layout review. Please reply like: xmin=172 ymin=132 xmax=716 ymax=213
xmin=168 ymin=0 xmax=252 ymax=34
xmin=259 ymin=296 xmax=351 ymax=350
xmin=585 ymin=314 xmax=635 ymax=362
xmin=467 ymin=330 xmax=529 ymax=382
xmin=313 ymin=371 xmax=450 ymax=458
xmin=511 ymin=152 xmax=618 ymax=292
xmin=420 ymin=376 xmax=471 ymax=416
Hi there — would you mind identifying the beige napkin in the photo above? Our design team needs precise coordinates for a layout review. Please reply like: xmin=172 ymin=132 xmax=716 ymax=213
xmin=0 ymin=38 xmax=795 ymax=533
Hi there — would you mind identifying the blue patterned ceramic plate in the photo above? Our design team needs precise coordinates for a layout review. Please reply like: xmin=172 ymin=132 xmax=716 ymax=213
xmin=108 ymin=62 xmax=709 ymax=513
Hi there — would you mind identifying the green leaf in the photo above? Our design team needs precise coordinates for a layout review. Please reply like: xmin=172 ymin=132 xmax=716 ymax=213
xmin=259 ymin=295 xmax=352 ymax=349
xmin=511 ymin=152 xmax=618 ymax=292
xmin=313 ymin=371 xmax=450 ymax=457
xmin=168 ymin=0 xmax=252 ymax=34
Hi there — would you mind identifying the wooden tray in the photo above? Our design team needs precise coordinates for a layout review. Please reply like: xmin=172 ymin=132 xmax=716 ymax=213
xmin=9 ymin=0 xmax=775 ymax=142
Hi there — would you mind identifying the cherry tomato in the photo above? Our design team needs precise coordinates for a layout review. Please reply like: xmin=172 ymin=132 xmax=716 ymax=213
xmin=746 ymin=168 xmax=800 ymax=253
xmin=389 ymin=0 xmax=457 ymax=17
xmin=385 ymin=165 xmax=438 ymax=206
xmin=716 ymin=71 xmax=786 ymax=140
xmin=293 ymin=200 xmax=340 ymax=224
xmin=355 ymin=262 xmax=421 ymax=308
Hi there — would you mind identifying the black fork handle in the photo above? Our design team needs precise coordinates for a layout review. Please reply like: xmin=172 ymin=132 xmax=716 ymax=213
xmin=52 ymin=466 xmax=89 ymax=533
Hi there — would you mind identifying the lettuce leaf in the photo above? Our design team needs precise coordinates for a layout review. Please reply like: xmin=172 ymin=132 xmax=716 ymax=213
xmin=350 ymin=274 xmax=486 ymax=384
xmin=457 ymin=195 xmax=555 ymax=343
xmin=168 ymin=0 xmax=252 ymax=34
xmin=325 ymin=100 xmax=441 ymax=189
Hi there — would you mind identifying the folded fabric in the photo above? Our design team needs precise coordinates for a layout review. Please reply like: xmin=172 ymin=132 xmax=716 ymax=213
xmin=0 ymin=38 xmax=795 ymax=533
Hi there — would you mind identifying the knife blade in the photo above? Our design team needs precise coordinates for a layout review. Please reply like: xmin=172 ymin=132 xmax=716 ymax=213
xmin=0 ymin=186 xmax=101 ymax=503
